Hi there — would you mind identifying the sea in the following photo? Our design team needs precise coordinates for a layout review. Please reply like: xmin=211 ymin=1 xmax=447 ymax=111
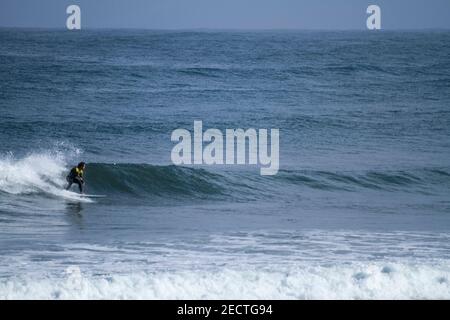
xmin=1 ymin=29 xmax=450 ymax=299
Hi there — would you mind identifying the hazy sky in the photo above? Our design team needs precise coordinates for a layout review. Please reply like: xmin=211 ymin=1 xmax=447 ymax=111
xmin=0 ymin=0 xmax=449 ymax=29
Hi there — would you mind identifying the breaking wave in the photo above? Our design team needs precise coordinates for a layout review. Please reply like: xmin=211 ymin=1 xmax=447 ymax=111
xmin=1 ymin=150 xmax=449 ymax=203
xmin=1 ymin=262 xmax=449 ymax=299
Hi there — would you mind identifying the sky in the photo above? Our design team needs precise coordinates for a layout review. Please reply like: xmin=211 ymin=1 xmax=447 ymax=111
xmin=0 ymin=0 xmax=449 ymax=30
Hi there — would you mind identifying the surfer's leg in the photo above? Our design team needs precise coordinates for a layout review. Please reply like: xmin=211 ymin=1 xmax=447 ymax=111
xmin=74 ymin=177 xmax=83 ymax=193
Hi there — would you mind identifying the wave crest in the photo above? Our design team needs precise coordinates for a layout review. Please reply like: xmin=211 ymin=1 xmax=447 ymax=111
xmin=1 ymin=262 xmax=449 ymax=299
xmin=1 ymin=151 xmax=449 ymax=202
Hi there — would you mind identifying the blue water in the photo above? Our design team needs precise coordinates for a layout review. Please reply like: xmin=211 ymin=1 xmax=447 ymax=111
xmin=1 ymin=29 xmax=450 ymax=299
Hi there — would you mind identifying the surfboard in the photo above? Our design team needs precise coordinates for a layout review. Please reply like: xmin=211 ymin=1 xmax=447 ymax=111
xmin=79 ymin=194 xmax=107 ymax=198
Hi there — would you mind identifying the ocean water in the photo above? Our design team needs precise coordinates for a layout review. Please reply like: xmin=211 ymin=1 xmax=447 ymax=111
xmin=1 ymin=29 xmax=450 ymax=299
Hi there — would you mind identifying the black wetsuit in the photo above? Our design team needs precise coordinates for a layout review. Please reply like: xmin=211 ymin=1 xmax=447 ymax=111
xmin=66 ymin=167 xmax=84 ymax=193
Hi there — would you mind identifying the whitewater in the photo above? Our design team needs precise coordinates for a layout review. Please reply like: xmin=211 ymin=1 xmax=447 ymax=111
xmin=2 ymin=262 xmax=450 ymax=300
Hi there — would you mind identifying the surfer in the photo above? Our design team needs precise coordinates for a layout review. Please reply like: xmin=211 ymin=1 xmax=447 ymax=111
xmin=66 ymin=162 xmax=85 ymax=194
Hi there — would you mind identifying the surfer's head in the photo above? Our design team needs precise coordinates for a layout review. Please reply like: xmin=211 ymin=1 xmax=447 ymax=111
xmin=77 ymin=162 xmax=86 ymax=170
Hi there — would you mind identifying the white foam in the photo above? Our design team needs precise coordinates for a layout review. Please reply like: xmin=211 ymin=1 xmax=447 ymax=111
xmin=0 ymin=151 xmax=91 ymax=202
xmin=1 ymin=262 xmax=449 ymax=299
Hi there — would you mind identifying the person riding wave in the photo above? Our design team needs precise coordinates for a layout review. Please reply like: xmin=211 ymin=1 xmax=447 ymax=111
xmin=66 ymin=162 xmax=86 ymax=194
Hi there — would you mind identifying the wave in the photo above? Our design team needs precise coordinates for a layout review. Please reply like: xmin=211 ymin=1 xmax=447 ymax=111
xmin=275 ymin=168 xmax=450 ymax=193
xmin=86 ymin=164 xmax=450 ymax=198
xmin=1 ymin=262 xmax=449 ymax=299
xmin=0 ymin=153 xmax=231 ymax=203
xmin=1 ymin=151 xmax=449 ymax=203
xmin=85 ymin=163 xmax=230 ymax=200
